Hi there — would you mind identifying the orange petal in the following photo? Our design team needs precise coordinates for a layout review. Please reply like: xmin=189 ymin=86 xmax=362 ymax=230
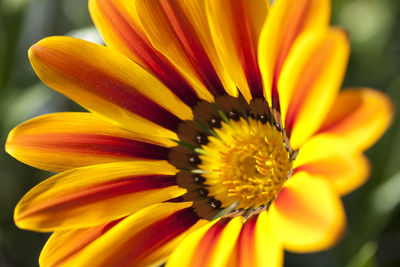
xmin=71 ymin=203 xmax=206 ymax=267
xmin=29 ymin=36 xmax=192 ymax=138
xmin=316 ymin=88 xmax=394 ymax=151
xmin=134 ymin=0 xmax=228 ymax=99
xmin=206 ymin=0 xmax=269 ymax=101
xmin=270 ymin=172 xmax=346 ymax=253
xmin=89 ymin=0 xmax=201 ymax=107
xmin=5 ymin=112 xmax=174 ymax=173
xmin=279 ymin=28 xmax=350 ymax=149
xmin=166 ymin=217 xmax=243 ymax=267
xmin=294 ymin=136 xmax=370 ymax=195
xmin=14 ymin=161 xmax=185 ymax=231
xmin=231 ymin=212 xmax=283 ymax=267
xmin=40 ymin=218 xmax=123 ymax=267
xmin=258 ymin=0 xmax=331 ymax=107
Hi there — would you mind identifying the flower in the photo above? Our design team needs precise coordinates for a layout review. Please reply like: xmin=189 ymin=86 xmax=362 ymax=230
xmin=5 ymin=0 xmax=393 ymax=266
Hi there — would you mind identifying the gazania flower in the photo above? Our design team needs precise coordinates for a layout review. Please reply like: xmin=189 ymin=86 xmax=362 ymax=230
xmin=6 ymin=0 xmax=393 ymax=266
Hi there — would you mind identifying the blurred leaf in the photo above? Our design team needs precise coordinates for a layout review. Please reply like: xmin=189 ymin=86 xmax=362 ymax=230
xmin=381 ymin=76 xmax=400 ymax=177
xmin=370 ymin=171 xmax=400 ymax=219
xmin=338 ymin=0 xmax=394 ymax=46
xmin=1 ymin=0 xmax=31 ymax=15
xmin=0 ymin=8 xmax=24 ymax=88
xmin=346 ymin=242 xmax=378 ymax=267
xmin=338 ymin=170 xmax=400 ymax=263
xmin=1 ymin=83 xmax=65 ymax=132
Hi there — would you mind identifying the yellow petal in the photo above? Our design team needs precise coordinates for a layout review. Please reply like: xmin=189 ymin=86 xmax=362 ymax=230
xmin=14 ymin=161 xmax=185 ymax=231
xmin=71 ymin=202 xmax=204 ymax=267
xmin=270 ymin=172 xmax=346 ymax=253
xmin=294 ymin=136 xmax=370 ymax=195
xmin=231 ymin=212 xmax=283 ymax=267
xmin=279 ymin=28 xmax=350 ymax=149
xmin=166 ymin=217 xmax=242 ymax=267
xmin=5 ymin=112 xmax=174 ymax=173
xmin=134 ymin=0 xmax=221 ymax=100
xmin=206 ymin=0 xmax=269 ymax=101
xmin=168 ymin=0 xmax=238 ymax=98
xmin=40 ymin=219 xmax=122 ymax=267
xmin=89 ymin=0 xmax=145 ymax=67
xmin=89 ymin=0 xmax=201 ymax=107
xmin=29 ymin=36 xmax=192 ymax=137
xmin=316 ymin=88 xmax=394 ymax=151
xmin=258 ymin=0 xmax=330 ymax=106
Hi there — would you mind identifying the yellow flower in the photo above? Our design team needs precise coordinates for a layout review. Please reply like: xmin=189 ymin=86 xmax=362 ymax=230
xmin=5 ymin=0 xmax=393 ymax=266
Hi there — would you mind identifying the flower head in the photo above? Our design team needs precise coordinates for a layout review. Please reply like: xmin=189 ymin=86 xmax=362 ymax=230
xmin=5 ymin=0 xmax=393 ymax=266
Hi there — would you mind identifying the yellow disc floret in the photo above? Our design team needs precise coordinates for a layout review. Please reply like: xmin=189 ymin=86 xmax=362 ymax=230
xmin=199 ymin=118 xmax=292 ymax=210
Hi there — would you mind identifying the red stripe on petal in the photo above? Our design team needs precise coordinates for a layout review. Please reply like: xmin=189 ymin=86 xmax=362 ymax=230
xmin=233 ymin=0 xmax=263 ymax=99
xmin=272 ymin=1 xmax=310 ymax=111
xmin=284 ymin=38 xmax=334 ymax=136
xmin=32 ymin=45 xmax=182 ymax=131
xmin=122 ymin=207 xmax=199 ymax=265
xmin=317 ymin=96 xmax=363 ymax=134
xmin=50 ymin=218 xmax=123 ymax=266
xmin=159 ymin=0 xmax=226 ymax=96
xmin=274 ymin=187 xmax=329 ymax=229
xmin=97 ymin=0 xmax=200 ymax=107
xmin=192 ymin=218 xmax=230 ymax=267
xmin=236 ymin=215 xmax=257 ymax=267
xmin=294 ymin=157 xmax=347 ymax=178
xmin=18 ymin=175 xmax=177 ymax=220
xmin=10 ymin=133 xmax=169 ymax=160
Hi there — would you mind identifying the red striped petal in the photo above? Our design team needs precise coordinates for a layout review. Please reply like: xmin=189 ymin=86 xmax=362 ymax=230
xmin=316 ymin=88 xmax=393 ymax=150
xmin=167 ymin=216 xmax=243 ymax=267
xmin=40 ymin=218 xmax=123 ymax=266
xmin=259 ymin=0 xmax=330 ymax=109
xmin=29 ymin=37 xmax=192 ymax=138
xmin=233 ymin=212 xmax=282 ymax=267
xmin=6 ymin=112 xmax=172 ymax=172
xmin=207 ymin=0 xmax=268 ymax=101
xmin=14 ymin=161 xmax=184 ymax=231
xmin=71 ymin=203 xmax=205 ymax=267
xmin=158 ymin=0 xmax=226 ymax=96
xmin=90 ymin=0 xmax=200 ymax=107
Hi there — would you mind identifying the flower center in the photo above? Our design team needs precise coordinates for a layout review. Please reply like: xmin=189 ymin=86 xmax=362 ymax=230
xmin=168 ymin=96 xmax=296 ymax=220
xmin=199 ymin=118 xmax=292 ymax=211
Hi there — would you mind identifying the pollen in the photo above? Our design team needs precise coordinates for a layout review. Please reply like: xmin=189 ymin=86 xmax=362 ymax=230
xmin=200 ymin=118 xmax=292 ymax=210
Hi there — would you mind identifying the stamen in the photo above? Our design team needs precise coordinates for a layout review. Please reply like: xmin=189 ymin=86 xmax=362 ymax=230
xmin=200 ymin=118 xmax=292 ymax=210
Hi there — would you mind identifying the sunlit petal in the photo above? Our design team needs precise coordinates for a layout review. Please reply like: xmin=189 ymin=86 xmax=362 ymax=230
xmin=207 ymin=0 xmax=269 ymax=101
xmin=89 ymin=0 xmax=201 ymax=107
xmin=72 ymin=203 xmax=205 ymax=267
xmin=270 ymin=172 xmax=346 ymax=253
xmin=316 ymin=88 xmax=394 ymax=151
xmin=259 ymin=0 xmax=330 ymax=107
xmin=29 ymin=36 xmax=192 ymax=136
xmin=15 ymin=161 xmax=184 ymax=231
xmin=6 ymin=112 xmax=173 ymax=172
xmin=294 ymin=136 xmax=370 ymax=195
xmin=166 ymin=217 xmax=242 ymax=267
xmin=279 ymin=28 xmax=350 ymax=149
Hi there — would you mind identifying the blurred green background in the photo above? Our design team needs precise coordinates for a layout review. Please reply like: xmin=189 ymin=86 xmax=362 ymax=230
xmin=0 ymin=0 xmax=399 ymax=266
